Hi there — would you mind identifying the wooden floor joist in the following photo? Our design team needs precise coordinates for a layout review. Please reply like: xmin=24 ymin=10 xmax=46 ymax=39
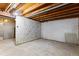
xmin=29 ymin=4 xmax=79 ymax=22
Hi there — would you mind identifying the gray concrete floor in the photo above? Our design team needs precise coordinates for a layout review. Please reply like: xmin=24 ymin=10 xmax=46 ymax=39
xmin=0 ymin=39 xmax=79 ymax=56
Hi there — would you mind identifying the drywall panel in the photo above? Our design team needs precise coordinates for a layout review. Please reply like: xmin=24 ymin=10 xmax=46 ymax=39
xmin=15 ymin=16 xmax=41 ymax=44
xmin=41 ymin=18 xmax=79 ymax=44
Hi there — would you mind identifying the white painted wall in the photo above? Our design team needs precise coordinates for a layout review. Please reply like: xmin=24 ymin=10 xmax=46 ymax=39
xmin=41 ymin=18 xmax=79 ymax=44
xmin=3 ymin=22 xmax=15 ymax=39
xmin=0 ymin=20 xmax=15 ymax=40
xmin=15 ymin=16 xmax=79 ymax=44
xmin=0 ymin=23 xmax=3 ymax=37
xmin=0 ymin=23 xmax=3 ymax=40
xmin=15 ymin=16 xmax=41 ymax=44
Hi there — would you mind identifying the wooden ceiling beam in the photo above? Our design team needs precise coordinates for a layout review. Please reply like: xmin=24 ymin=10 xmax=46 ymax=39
xmin=40 ymin=12 xmax=79 ymax=22
xmin=28 ymin=3 xmax=68 ymax=18
xmin=30 ymin=4 xmax=79 ymax=22
xmin=0 ymin=3 xmax=10 ymax=11
xmin=16 ymin=3 xmax=24 ymax=9
xmin=33 ymin=5 xmax=79 ymax=19
xmin=32 ymin=8 xmax=79 ymax=22
xmin=24 ymin=3 xmax=61 ymax=17
xmin=6 ymin=3 xmax=20 ymax=12
xmin=35 ymin=9 xmax=79 ymax=20
xmin=17 ymin=3 xmax=37 ymax=12
xmin=5 ymin=3 xmax=13 ymax=12
xmin=22 ymin=3 xmax=44 ymax=15
xmin=31 ymin=4 xmax=76 ymax=19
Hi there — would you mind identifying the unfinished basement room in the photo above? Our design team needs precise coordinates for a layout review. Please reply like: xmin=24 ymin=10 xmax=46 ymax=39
xmin=0 ymin=3 xmax=79 ymax=56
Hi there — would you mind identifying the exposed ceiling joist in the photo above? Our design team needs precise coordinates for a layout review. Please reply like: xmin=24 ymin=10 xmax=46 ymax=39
xmin=30 ymin=4 xmax=79 ymax=22
xmin=22 ymin=3 xmax=45 ymax=15
xmin=0 ymin=3 xmax=79 ymax=22
xmin=0 ymin=3 xmax=9 ymax=11
xmin=27 ymin=3 xmax=69 ymax=17
xmin=40 ymin=12 xmax=79 ymax=22
xmin=17 ymin=3 xmax=36 ymax=12
xmin=6 ymin=3 xmax=20 ymax=12
xmin=33 ymin=5 xmax=79 ymax=19
xmin=24 ymin=3 xmax=61 ymax=17
xmin=5 ymin=3 xmax=13 ymax=12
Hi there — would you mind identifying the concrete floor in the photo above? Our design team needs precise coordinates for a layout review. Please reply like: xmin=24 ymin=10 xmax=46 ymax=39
xmin=0 ymin=39 xmax=79 ymax=56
